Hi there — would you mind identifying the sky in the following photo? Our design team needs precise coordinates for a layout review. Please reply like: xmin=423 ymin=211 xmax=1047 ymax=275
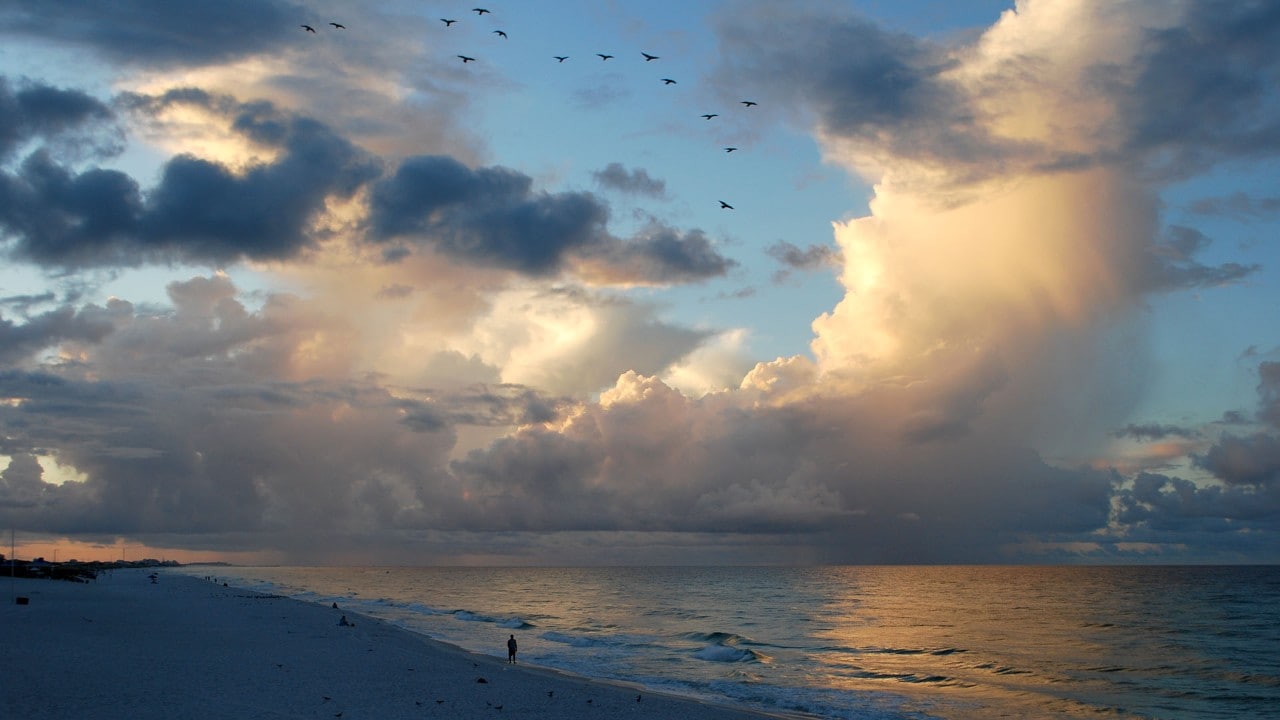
xmin=1 ymin=0 xmax=1278 ymax=566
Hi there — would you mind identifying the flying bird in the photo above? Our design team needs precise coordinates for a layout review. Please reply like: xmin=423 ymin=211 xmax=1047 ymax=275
xmin=473 ymin=7 xmax=490 ymax=14
xmin=724 ymin=147 xmax=737 ymax=153
xmin=661 ymin=78 xmax=676 ymax=85
xmin=741 ymin=100 xmax=757 ymax=107
xmin=457 ymin=55 xmax=476 ymax=63
xmin=597 ymin=53 xmax=613 ymax=60
xmin=301 ymin=24 xmax=316 ymax=33
xmin=493 ymin=29 xmax=507 ymax=38
xmin=719 ymin=200 xmax=734 ymax=209
xmin=441 ymin=18 xmax=457 ymax=26
xmin=329 ymin=22 xmax=345 ymax=29
xmin=642 ymin=52 xmax=659 ymax=61
xmin=553 ymin=56 xmax=569 ymax=62
xmin=701 ymin=113 xmax=718 ymax=119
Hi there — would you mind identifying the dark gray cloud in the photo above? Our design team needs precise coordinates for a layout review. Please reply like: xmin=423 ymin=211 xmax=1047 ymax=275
xmin=1113 ymin=423 xmax=1198 ymax=441
xmin=584 ymin=225 xmax=738 ymax=284
xmin=0 ymin=0 xmax=307 ymax=68
xmin=370 ymin=155 xmax=734 ymax=283
xmin=2 ymin=89 xmax=381 ymax=267
xmin=1189 ymin=363 xmax=1280 ymax=490
xmin=713 ymin=3 xmax=1013 ymax=178
xmin=0 ymin=305 xmax=119 ymax=365
xmin=1140 ymin=225 xmax=1258 ymax=293
xmin=1188 ymin=191 xmax=1280 ymax=219
xmin=1196 ymin=434 xmax=1280 ymax=488
xmin=1113 ymin=471 xmax=1279 ymax=537
xmin=370 ymin=154 xmax=607 ymax=276
xmin=398 ymin=385 xmax=567 ymax=432
xmin=1096 ymin=360 xmax=1280 ymax=559
xmin=767 ymin=239 xmax=838 ymax=282
xmin=715 ymin=1 xmax=1280 ymax=182
xmin=592 ymin=163 xmax=666 ymax=198
xmin=766 ymin=240 xmax=838 ymax=271
xmin=0 ymin=77 xmax=115 ymax=160
xmin=1260 ymin=361 xmax=1280 ymax=428
xmin=445 ymin=380 xmax=1120 ymax=560
xmin=1116 ymin=0 xmax=1280 ymax=178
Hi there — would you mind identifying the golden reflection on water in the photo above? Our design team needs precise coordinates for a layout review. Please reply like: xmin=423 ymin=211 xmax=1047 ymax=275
xmin=810 ymin=566 xmax=1158 ymax=719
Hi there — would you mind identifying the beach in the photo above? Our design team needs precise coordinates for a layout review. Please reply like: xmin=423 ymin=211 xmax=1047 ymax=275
xmin=1 ymin=569 xmax=791 ymax=720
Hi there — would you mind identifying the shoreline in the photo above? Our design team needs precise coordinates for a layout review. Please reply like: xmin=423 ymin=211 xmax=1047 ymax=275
xmin=2 ymin=569 xmax=801 ymax=720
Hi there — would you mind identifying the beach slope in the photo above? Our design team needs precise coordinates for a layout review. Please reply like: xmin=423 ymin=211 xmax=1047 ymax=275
xmin=1 ymin=570 xmax=790 ymax=720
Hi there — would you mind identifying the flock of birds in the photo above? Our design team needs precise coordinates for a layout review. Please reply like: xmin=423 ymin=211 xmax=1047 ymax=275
xmin=302 ymin=7 xmax=759 ymax=211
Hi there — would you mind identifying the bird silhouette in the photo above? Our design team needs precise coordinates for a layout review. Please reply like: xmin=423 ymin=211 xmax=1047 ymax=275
xmin=661 ymin=78 xmax=676 ymax=84
xmin=724 ymin=147 xmax=738 ymax=152
xmin=701 ymin=113 xmax=718 ymax=120
xmin=473 ymin=7 xmax=490 ymax=14
xmin=458 ymin=55 xmax=476 ymax=63
xmin=553 ymin=56 xmax=568 ymax=62
xmin=329 ymin=22 xmax=345 ymax=29
xmin=597 ymin=53 xmax=613 ymax=61
xmin=719 ymin=200 xmax=734 ymax=209
xmin=741 ymin=100 xmax=757 ymax=107
xmin=642 ymin=52 xmax=659 ymax=61
xmin=493 ymin=30 xmax=507 ymax=38
xmin=441 ymin=18 xmax=457 ymax=26
xmin=301 ymin=24 xmax=316 ymax=33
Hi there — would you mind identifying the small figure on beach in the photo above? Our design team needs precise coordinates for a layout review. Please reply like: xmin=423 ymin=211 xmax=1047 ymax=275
xmin=507 ymin=634 xmax=518 ymax=663
xmin=338 ymin=615 xmax=354 ymax=627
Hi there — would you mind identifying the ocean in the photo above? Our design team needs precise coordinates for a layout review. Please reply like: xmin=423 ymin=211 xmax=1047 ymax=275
xmin=177 ymin=565 xmax=1280 ymax=719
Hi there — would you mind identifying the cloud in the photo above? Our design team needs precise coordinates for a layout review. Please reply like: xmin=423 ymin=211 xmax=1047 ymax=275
xmin=1188 ymin=191 xmax=1280 ymax=219
xmin=0 ymin=76 xmax=116 ymax=160
xmin=370 ymin=154 xmax=607 ymax=276
xmin=1113 ymin=423 xmax=1199 ymax=441
xmin=0 ymin=0 xmax=307 ymax=69
xmin=1114 ymin=0 xmax=1280 ymax=178
xmin=592 ymin=162 xmax=667 ymax=198
xmin=0 ymin=305 xmax=119 ymax=365
xmin=3 ymin=1 xmax=1279 ymax=564
xmin=370 ymin=155 xmax=734 ymax=283
xmin=766 ymin=239 xmax=839 ymax=282
xmin=2 ymin=89 xmax=380 ymax=267
xmin=1189 ymin=362 xmax=1280 ymax=489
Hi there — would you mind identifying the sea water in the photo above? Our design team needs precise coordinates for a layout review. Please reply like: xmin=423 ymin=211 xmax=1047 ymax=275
xmin=179 ymin=565 xmax=1280 ymax=719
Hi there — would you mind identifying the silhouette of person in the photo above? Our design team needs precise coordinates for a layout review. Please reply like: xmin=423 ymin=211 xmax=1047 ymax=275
xmin=507 ymin=634 xmax=518 ymax=663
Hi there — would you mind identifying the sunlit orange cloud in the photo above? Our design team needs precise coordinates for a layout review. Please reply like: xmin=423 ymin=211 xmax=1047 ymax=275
xmin=1090 ymin=438 xmax=1204 ymax=477
xmin=813 ymin=168 xmax=1150 ymax=382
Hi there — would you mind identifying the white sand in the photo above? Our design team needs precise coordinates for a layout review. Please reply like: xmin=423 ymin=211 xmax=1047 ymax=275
xmin=1 ymin=569 xmax=797 ymax=720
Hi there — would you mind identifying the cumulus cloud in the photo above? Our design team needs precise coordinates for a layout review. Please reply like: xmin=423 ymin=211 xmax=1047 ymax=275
xmin=2 ymin=0 xmax=1278 ymax=563
xmin=0 ymin=77 xmax=116 ymax=161
xmin=370 ymin=155 xmax=734 ymax=283
xmin=2 ymin=88 xmax=380 ymax=267
xmin=0 ymin=305 xmax=119 ymax=364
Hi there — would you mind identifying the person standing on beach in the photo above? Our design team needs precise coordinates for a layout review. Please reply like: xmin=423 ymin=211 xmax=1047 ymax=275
xmin=507 ymin=634 xmax=518 ymax=663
